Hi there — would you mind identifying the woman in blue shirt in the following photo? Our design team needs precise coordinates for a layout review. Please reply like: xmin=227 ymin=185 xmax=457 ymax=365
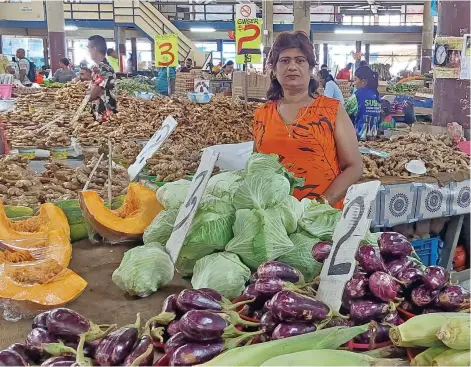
xmin=156 ymin=67 xmax=176 ymax=96
xmin=345 ymin=66 xmax=381 ymax=140
xmin=319 ymin=69 xmax=344 ymax=104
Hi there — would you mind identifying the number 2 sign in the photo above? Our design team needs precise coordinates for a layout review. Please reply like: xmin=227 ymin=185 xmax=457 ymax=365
xmin=235 ymin=18 xmax=262 ymax=64
xmin=155 ymin=34 xmax=178 ymax=67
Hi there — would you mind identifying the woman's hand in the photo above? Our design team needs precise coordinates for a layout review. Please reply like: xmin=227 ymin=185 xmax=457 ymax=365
xmin=323 ymin=104 xmax=363 ymax=205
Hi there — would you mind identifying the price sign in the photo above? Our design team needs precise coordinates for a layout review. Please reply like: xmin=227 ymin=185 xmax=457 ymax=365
xmin=127 ymin=116 xmax=178 ymax=181
xmin=194 ymin=79 xmax=210 ymax=93
xmin=316 ymin=181 xmax=381 ymax=312
xmin=155 ymin=34 xmax=178 ymax=67
xmin=166 ymin=148 xmax=219 ymax=263
xmin=235 ymin=18 xmax=262 ymax=64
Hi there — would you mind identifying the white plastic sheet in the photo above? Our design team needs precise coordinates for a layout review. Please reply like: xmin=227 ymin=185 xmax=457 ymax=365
xmin=204 ymin=141 xmax=253 ymax=171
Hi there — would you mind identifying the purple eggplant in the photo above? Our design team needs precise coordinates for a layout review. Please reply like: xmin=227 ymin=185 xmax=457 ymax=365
xmin=166 ymin=320 xmax=181 ymax=337
xmin=354 ymin=322 xmax=391 ymax=344
xmin=254 ymin=277 xmax=302 ymax=297
xmin=312 ymin=241 xmax=332 ymax=262
xmin=252 ymin=310 xmax=264 ymax=320
xmin=399 ymin=299 xmax=416 ymax=313
xmin=397 ymin=267 xmax=423 ymax=288
xmin=176 ymin=289 xmax=250 ymax=313
xmin=32 ymin=311 xmax=50 ymax=329
xmin=270 ymin=291 xmax=333 ymax=322
xmin=382 ymin=311 xmax=404 ymax=326
xmin=198 ymin=288 xmax=225 ymax=302
xmin=25 ymin=328 xmax=59 ymax=356
xmin=344 ymin=273 xmax=368 ymax=299
xmin=378 ymin=232 xmax=412 ymax=257
xmin=162 ymin=294 xmax=179 ymax=314
xmin=411 ymin=285 xmax=438 ymax=307
xmin=179 ymin=310 xmax=258 ymax=342
xmin=46 ymin=308 xmax=90 ymax=338
xmin=257 ymin=261 xmax=302 ymax=283
xmin=356 ymin=245 xmax=386 ymax=274
xmin=0 ymin=350 xmax=27 ymax=366
xmin=40 ymin=356 xmax=76 ymax=367
xmin=271 ymin=322 xmax=317 ymax=340
xmin=437 ymin=285 xmax=470 ymax=311
xmin=165 ymin=333 xmax=191 ymax=354
xmin=423 ymin=308 xmax=441 ymax=314
xmin=326 ymin=317 xmax=355 ymax=328
xmin=242 ymin=284 xmax=268 ymax=309
xmin=259 ymin=311 xmax=279 ymax=335
xmin=170 ymin=342 xmax=223 ymax=366
xmin=341 ymin=292 xmax=354 ymax=311
xmin=368 ymin=271 xmax=400 ymax=302
xmin=386 ymin=257 xmax=412 ymax=277
xmin=250 ymin=272 xmax=259 ymax=284
xmin=350 ymin=300 xmax=391 ymax=323
xmin=423 ymin=266 xmax=449 ymax=291
xmin=7 ymin=343 xmax=37 ymax=364
xmin=123 ymin=334 xmax=154 ymax=366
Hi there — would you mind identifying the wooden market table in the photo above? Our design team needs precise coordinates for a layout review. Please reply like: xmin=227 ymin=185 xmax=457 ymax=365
xmin=0 ymin=240 xmax=191 ymax=349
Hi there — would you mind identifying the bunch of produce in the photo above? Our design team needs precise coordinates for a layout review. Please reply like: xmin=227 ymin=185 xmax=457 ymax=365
xmin=54 ymin=82 xmax=89 ymax=110
xmin=43 ymin=127 xmax=71 ymax=148
xmin=361 ymin=133 xmax=470 ymax=178
xmin=116 ymin=78 xmax=155 ymax=96
xmin=386 ymin=82 xmax=420 ymax=95
xmin=391 ymin=313 xmax=470 ymax=366
xmin=112 ymin=141 xmax=142 ymax=167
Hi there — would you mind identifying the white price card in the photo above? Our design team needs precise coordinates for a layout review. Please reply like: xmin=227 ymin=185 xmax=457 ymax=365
xmin=166 ymin=148 xmax=219 ymax=263
xmin=127 ymin=115 xmax=178 ymax=181
xmin=317 ymin=180 xmax=381 ymax=312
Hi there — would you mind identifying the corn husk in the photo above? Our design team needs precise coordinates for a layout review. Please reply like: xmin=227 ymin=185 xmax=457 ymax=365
xmin=436 ymin=317 xmax=471 ymax=350
xmin=389 ymin=313 xmax=470 ymax=348
xmin=432 ymin=349 xmax=471 ymax=367
xmin=411 ymin=346 xmax=449 ymax=366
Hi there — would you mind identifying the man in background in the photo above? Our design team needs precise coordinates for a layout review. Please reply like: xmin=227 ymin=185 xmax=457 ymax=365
xmin=74 ymin=67 xmax=92 ymax=82
xmin=107 ymin=48 xmax=120 ymax=71
xmin=180 ymin=58 xmax=193 ymax=72
xmin=88 ymin=36 xmax=117 ymax=123
xmin=12 ymin=48 xmax=33 ymax=86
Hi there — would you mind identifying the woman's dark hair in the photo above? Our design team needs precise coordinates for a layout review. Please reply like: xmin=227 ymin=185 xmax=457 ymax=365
xmin=359 ymin=60 xmax=368 ymax=67
xmin=266 ymin=31 xmax=318 ymax=101
xmin=355 ymin=66 xmax=380 ymax=101
xmin=223 ymin=60 xmax=234 ymax=68
xmin=319 ymin=69 xmax=335 ymax=84
xmin=60 ymin=58 xmax=70 ymax=67
xmin=88 ymin=35 xmax=107 ymax=55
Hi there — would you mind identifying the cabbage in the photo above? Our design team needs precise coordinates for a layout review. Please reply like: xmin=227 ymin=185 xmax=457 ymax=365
xmin=277 ymin=233 xmax=322 ymax=281
xmin=271 ymin=195 xmax=304 ymax=234
xmin=175 ymin=195 xmax=236 ymax=276
xmin=156 ymin=179 xmax=191 ymax=209
xmin=298 ymin=199 xmax=342 ymax=240
xmin=143 ymin=209 xmax=178 ymax=245
xmin=225 ymin=208 xmax=294 ymax=270
xmin=363 ymin=231 xmax=382 ymax=246
xmin=191 ymin=252 xmax=251 ymax=299
xmin=112 ymin=243 xmax=174 ymax=297
xmin=232 ymin=172 xmax=290 ymax=210
xmin=206 ymin=171 xmax=244 ymax=200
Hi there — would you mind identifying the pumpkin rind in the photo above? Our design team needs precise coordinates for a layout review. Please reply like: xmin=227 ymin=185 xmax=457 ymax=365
xmin=79 ymin=183 xmax=163 ymax=242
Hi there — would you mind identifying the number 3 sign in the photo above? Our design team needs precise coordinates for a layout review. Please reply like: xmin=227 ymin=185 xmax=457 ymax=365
xmin=155 ymin=34 xmax=179 ymax=67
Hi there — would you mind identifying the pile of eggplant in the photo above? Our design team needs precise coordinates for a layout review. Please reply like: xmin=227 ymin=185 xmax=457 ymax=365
xmin=314 ymin=232 xmax=470 ymax=346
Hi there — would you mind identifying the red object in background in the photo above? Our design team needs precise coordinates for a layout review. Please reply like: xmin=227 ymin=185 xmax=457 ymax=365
xmin=453 ymin=245 xmax=467 ymax=271
xmin=228 ymin=30 xmax=235 ymax=40
xmin=457 ymin=141 xmax=470 ymax=156
xmin=36 ymin=74 xmax=44 ymax=84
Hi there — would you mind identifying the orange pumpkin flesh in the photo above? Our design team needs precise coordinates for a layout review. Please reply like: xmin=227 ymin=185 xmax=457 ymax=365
xmin=79 ymin=183 xmax=163 ymax=242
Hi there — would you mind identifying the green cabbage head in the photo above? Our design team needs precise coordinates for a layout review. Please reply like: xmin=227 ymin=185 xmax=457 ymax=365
xmin=156 ymin=179 xmax=191 ymax=209
xmin=143 ymin=209 xmax=178 ymax=245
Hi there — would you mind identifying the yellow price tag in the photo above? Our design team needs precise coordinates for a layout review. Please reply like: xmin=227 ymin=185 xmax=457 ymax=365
xmin=155 ymin=34 xmax=178 ymax=67
xmin=235 ymin=18 xmax=262 ymax=64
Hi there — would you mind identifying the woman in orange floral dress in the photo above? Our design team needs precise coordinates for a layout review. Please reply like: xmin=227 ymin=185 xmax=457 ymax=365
xmin=253 ymin=32 xmax=363 ymax=208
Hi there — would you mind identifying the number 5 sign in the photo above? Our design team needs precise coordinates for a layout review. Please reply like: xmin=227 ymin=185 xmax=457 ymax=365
xmin=155 ymin=34 xmax=178 ymax=67
xmin=235 ymin=18 xmax=262 ymax=64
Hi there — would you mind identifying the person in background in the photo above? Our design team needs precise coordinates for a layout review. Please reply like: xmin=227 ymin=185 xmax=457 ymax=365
xmin=52 ymin=58 xmax=75 ymax=83
xmin=79 ymin=59 xmax=88 ymax=69
xmin=107 ymin=48 xmax=120 ymax=71
xmin=336 ymin=62 xmax=352 ymax=80
xmin=74 ymin=67 xmax=92 ymax=82
xmin=219 ymin=60 xmax=234 ymax=77
xmin=345 ymin=66 xmax=381 ymax=140
xmin=320 ymin=64 xmax=328 ymax=71
xmin=359 ymin=60 xmax=368 ymax=67
xmin=253 ymin=31 xmax=362 ymax=208
xmin=379 ymin=99 xmax=396 ymax=133
xmin=88 ymin=35 xmax=117 ymax=123
xmin=180 ymin=58 xmax=193 ymax=72
xmin=176 ymin=60 xmax=185 ymax=72
xmin=155 ymin=67 xmax=176 ymax=96
xmin=12 ymin=48 xmax=33 ymax=86
xmin=319 ymin=69 xmax=344 ymax=104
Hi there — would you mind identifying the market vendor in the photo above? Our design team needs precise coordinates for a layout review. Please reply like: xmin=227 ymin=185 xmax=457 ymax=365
xmin=253 ymin=31 xmax=363 ymax=208
xmin=219 ymin=60 xmax=234 ymax=78
xmin=319 ymin=69 xmax=344 ymax=104
xmin=87 ymin=35 xmax=117 ymax=123
xmin=336 ymin=62 xmax=352 ymax=80
xmin=76 ymin=67 xmax=92 ymax=82
xmin=52 ymin=58 xmax=75 ymax=83
xmin=345 ymin=66 xmax=381 ymax=140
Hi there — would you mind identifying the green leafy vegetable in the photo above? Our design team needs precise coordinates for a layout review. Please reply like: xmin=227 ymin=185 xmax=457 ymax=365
xmin=225 ymin=208 xmax=294 ymax=270
xmin=112 ymin=243 xmax=174 ymax=297
xmin=191 ymin=252 xmax=251 ymax=300
xmin=298 ymin=199 xmax=342 ymax=240
xmin=271 ymin=195 xmax=303 ymax=234
xmin=156 ymin=179 xmax=191 ymax=209
xmin=206 ymin=171 xmax=244 ymax=201
xmin=143 ymin=209 xmax=178 ymax=245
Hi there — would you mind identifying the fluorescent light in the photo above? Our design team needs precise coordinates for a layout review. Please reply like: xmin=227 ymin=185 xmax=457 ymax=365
xmin=334 ymin=29 xmax=363 ymax=34
xmin=65 ymin=25 xmax=78 ymax=31
xmin=189 ymin=27 xmax=216 ymax=33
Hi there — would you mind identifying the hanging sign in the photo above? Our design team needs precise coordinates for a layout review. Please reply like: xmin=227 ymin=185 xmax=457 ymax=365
xmin=317 ymin=181 xmax=381 ymax=312
xmin=194 ymin=79 xmax=210 ymax=93
xmin=128 ymin=116 xmax=178 ymax=181
xmin=155 ymin=34 xmax=179 ymax=67
xmin=235 ymin=3 xmax=257 ymax=19
xmin=235 ymin=18 xmax=262 ymax=64
xmin=166 ymin=148 xmax=219 ymax=263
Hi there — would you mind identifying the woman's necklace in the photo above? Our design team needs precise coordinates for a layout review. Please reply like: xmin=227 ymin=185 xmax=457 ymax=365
xmin=276 ymin=98 xmax=314 ymax=137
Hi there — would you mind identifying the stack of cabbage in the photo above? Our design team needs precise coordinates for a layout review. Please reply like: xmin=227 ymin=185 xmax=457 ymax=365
xmin=141 ymin=153 xmax=378 ymax=299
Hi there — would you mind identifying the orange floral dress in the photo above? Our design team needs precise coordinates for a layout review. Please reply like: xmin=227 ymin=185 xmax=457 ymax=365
xmin=253 ymin=96 xmax=342 ymax=208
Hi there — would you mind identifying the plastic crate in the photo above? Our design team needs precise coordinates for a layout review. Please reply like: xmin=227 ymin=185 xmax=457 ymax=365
xmin=0 ymin=84 xmax=12 ymax=99
xmin=412 ymin=237 xmax=439 ymax=266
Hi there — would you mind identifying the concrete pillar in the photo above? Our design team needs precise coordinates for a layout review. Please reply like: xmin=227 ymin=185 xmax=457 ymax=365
xmin=262 ymin=0 xmax=274 ymax=47
xmin=355 ymin=41 xmax=362 ymax=69
xmin=365 ymin=44 xmax=370 ymax=64
xmin=314 ymin=44 xmax=320 ymax=65
xmin=45 ymin=0 xmax=66 ymax=72
xmin=323 ymin=43 xmax=328 ymax=65
xmin=416 ymin=44 xmax=421 ymax=69
xmin=43 ymin=38 xmax=49 ymax=68
xmin=433 ymin=1 xmax=470 ymax=128
xmin=131 ymin=37 xmax=138 ymax=73
xmin=293 ymin=0 xmax=310 ymax=36
xmin=420 ymin=1 xmax=434 ymax=73
xmin=114 ymin=27 xmax=126 ymax=72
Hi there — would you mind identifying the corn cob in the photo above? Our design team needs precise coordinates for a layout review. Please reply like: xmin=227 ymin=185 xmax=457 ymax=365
xmin=436 ymin=317 xmax=471 ymax=350
xmin=411 ymin=346 xmax=449 ymax=366
xmin=432 ymin=349 xmax=471 ymax=366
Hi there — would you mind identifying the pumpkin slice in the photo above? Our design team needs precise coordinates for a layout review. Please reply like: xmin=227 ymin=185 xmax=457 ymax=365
xmin=0 ymin=259 xmax=87 ymax=306
xmin=79 ymin=183 xmax=163 ymax=242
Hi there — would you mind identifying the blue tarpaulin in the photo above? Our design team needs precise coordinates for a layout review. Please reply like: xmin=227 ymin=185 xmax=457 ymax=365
xmin=431 ymin=0 xmax=438 ymax=16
